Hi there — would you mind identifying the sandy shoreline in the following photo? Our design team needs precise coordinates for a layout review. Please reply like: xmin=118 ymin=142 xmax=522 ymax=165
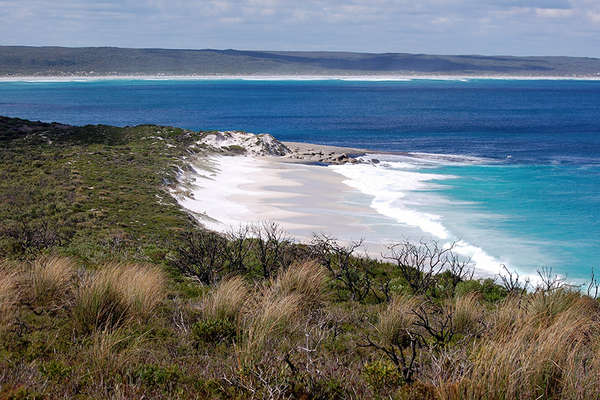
xmin=172 ymin=151 xmax=523 ymax=279
xmin=173 ymin=154 xmax=420 ymax=257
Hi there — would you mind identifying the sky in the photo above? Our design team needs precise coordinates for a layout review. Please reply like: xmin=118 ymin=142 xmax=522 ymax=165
xmin=0 ymin=0 xmax=599 ymax=57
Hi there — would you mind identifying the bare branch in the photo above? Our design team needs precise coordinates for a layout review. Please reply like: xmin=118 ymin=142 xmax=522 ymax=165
xmin=384 ymin=240 xmax=473 ymax=296
xmin=310 ymin=235 xmax=377 ymax=302
xmin=587 ymin=268 xmax=600 ymax=300
xmin=536 ymin=266 xmax=567 ymax=293
xmin=498 ymin=264 xmax=529 ymax=296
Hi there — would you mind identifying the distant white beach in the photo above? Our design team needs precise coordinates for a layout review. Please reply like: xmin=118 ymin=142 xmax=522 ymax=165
xmin=1 ymin=74 xmax=600 ymax=83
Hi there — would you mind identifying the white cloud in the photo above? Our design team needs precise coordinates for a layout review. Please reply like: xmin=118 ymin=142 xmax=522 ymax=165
xmin=0 ymin=0 xmax=598 ymax=56
xmin=219 ymin=16 xmax=243 ymax=24
xmin=535 ymin=8 xmax=574 ymax=17
xmin=588 ymin=11 xmax=600 ymax=22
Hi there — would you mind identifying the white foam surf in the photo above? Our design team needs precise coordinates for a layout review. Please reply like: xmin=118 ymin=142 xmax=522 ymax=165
xmin=330 ymin=155 xmax=509 ymax=275
xmin=329 ymin=162 xmax=452 ymax=239
xmin=2 ymin=75 xmax=599 ymax=83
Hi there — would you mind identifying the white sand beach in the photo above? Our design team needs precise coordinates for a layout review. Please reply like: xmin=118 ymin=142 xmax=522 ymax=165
xmin=173 ymin=155 xmax=409 ymax=255
xmin=172 ymin=150 xmax=514 ymax=277
xmin=172 ymin=135 xmax=534 ymax=278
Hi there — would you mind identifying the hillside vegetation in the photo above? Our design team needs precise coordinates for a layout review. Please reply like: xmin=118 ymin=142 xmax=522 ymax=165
xmin=1 ymin=116 xmax=599 ymax=399
xmin=1 ymin=46 xmax=600 ymax=77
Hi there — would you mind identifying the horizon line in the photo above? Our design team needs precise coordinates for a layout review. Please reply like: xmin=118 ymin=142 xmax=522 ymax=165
xmin=2 ymin=44 xmax=599 ymax=60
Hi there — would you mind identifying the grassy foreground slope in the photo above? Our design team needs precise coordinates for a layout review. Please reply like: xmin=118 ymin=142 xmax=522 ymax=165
xmin=1 ymin=117 xmax=600 ymax=399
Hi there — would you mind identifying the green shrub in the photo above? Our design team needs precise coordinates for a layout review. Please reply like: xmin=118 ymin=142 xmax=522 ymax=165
xmin=456 ymin=279 xmax=506 ymax=303
xmin=363 ymin=359 xmax=403 ymax=390
xmin=134 ymin=363 xmax=182 ymax=388
xmin=0 ymin=386 xmax=44 ymax=400
xmin=24 ymin=331 xmax=52 ymax=362
xmin=193 ymin=378 xmax=229 ymax=398
xmin=192 ymin=317 xmax=236 ymax=345
xmin=39 ymin=360 xmax=72 ymax=382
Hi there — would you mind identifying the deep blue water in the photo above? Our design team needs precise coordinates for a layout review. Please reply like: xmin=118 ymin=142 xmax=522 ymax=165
xmin=1 ymin=78 xmax=599 ymax=281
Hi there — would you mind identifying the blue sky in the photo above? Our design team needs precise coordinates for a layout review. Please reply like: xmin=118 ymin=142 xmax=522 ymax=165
xmin=1 ymin=0 xmax=599 ymax=57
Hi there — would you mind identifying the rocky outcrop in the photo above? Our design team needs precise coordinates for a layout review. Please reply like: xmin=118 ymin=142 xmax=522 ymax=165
xmin=200 ymin=131 xmax=292 ymax=157
xmin=199 ymin=131 xmax=368 ymax=165
xmin=281 ymin=141 xmax=369 ymax=165
xmin=282 ymin=150 xmax=362 ymax=164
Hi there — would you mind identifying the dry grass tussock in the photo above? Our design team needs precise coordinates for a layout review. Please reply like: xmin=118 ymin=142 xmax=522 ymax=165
xmin=489 ymin=295 xmax=527 ymax=338
xmin=450 ymin=293 xmax=485 ymax=336
xmin=378 ymin=294 xmax=420 ymax=346
xmin=270 ymin=260 xmax=329 ymax=310
xmin=233 ymin=262 xmax=328 ymax=358
xmin=73 ymin=263 xmax=166 ymax=332
xmin=236 ymin=262 xmax=328 ymax=359
xmin=526 ymin=288 xmax=579 ymax=320
xmin=448 ymin=290 xmax=600 ymax=400
xmin=201 ymin=275 xmax=248 ymax=321
xmin=0 ymin=262 xmax=21 ymax=328
xmin=29 ymin=256 xmax=77 ymax=307
xmin=86 ymin=327 xmax=147 ymax=374
xmin=242 ymin=288 xmax=300 ymax=357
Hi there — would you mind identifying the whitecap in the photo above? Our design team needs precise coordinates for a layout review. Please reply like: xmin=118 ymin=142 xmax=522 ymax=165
xmin=329 ymin=162 xmax=452 ymax=239
xmin=329 ymin=157 xmax=511 ymax=275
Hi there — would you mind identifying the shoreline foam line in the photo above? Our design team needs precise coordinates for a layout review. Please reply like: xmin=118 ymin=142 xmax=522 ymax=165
xmin=328 ymin=157 xmax=510 ymax=276
xmin=2 ymin=75 xmax=600 ymax=83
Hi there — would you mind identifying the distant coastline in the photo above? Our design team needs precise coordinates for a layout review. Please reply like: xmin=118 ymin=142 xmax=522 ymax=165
xmin=2 ymin=46 xmax=600 ymax=78
xmin=2 ymin=74 xmax=600 ymax=82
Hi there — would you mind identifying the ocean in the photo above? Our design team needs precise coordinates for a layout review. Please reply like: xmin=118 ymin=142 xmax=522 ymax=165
xmin=1 ymin=78 xmax=599 ymax=282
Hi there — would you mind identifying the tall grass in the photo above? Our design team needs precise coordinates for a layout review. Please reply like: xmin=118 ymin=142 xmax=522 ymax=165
xmin=448 ymin=290 xmax=600 ymax=400
xmin=271 ymin=260 xmax=329 ymax=311
xmin=73 ymin=263 xmax=166 ymax=333
xmin=0 ymin=263 xmax=20 ymax=329
xmin=87 ymin=327 xmax=146 ymax=374
xmin=451 ymin=293 xmax=484 ymax=336
xmin=526 ymin=289 xmax=579 ymax=320
xmin=29 ymin=257 xmax=77 ymax=308
xmin=378 ymin=295 xmax=420 ymax=346
xmin=490 ymin=294 xmax=527 ymax=337
xmin=243 ymin=289 xmax=300 ymax=357
xmin=237 ymin=261 xmax=329 ymax=359
xmin=201 ymin=275 xmax=248 ymax=321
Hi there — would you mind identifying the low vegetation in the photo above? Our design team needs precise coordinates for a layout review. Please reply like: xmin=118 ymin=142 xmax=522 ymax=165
xmin=1 ymin=116 xmax=599 ymax=399
xmin=3 ymin=46 xmax=600 ymax=77
xmin=2 ymin=246 xmax=599 ymax=399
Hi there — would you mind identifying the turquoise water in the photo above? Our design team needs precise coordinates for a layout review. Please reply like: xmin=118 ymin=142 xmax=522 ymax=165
xmin=428 ymin=163 xmax=599 ymax=279
xmin=0 ymin=78 xmax=598 ymax=280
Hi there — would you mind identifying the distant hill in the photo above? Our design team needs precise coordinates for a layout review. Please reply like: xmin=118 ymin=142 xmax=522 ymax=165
xmin=1 ymin=46 xmax=600 ymax=77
